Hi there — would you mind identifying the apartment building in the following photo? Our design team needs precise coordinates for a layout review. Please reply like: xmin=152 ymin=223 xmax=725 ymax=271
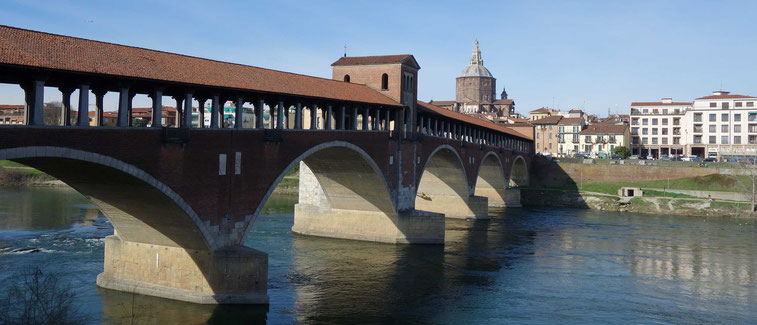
xmin=579 ymin=122 xmax=630 ymax=158
xmin=557 ymin=117 xmax=584 ymax=156
xmin=532 ymin=115 xmax=561 ymax=155
xmin=629 ymin=98 xmax=690 ymax=158
xmin=686 ymin=91 xmax=757 ymax=160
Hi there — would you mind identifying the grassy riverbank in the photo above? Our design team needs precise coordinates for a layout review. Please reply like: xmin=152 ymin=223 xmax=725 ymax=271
xmin=0 ymin=161 xmax=62 ymax=186
xmin=555 ymin=173 xmax=751 ymax=196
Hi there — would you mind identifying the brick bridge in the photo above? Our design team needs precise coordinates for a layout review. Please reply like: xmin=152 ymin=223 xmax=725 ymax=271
xmin=0 ymin=26 xmax=533 ymax=304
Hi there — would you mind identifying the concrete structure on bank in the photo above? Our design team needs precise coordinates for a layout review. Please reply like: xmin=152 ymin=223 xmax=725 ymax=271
xmin=0 ymin=26 xmax=533 ymax=305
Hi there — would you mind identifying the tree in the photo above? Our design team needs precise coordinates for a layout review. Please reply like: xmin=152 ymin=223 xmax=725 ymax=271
xmin=0 ymin=267 xmax=85 ymax=324
xmin=43 ymin=101 xmax=63 ymax=126
xmin=613 ymin=146 xmax=630 ymax=159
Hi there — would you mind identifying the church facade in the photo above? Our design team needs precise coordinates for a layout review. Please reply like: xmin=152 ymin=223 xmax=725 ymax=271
xmin=431 ymin=40 xmax=515 ymax=120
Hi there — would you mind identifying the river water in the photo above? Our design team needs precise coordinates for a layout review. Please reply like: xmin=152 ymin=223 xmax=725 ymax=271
xmin=0 ymin=186 xmax=756 ymax=324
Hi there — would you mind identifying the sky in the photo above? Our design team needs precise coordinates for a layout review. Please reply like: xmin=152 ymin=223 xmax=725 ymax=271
xmin=1 ymin=0 xmax=756 ymax=116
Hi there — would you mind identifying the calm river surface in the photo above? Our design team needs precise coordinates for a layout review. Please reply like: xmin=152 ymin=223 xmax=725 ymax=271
xmin=0 ymin=186 xmax=756 ymax=324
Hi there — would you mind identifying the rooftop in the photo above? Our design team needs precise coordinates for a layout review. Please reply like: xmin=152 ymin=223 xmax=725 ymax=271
xmin=631 ymin=102 xmax=692 ymax=106
xmin=0 ymin=25 xmax=401 ymax=107
xmin=417 ymin=101 xmax=531 ymax=140
xmin=531 ymin=116 xmax=563 ymax=125
xmin=558 ymin=117 xmax=584 ymax=125
xmin=331 ymin=54 xmax=419 ymax=69
xmin=579 ymin=123 xmax=628 ymax=135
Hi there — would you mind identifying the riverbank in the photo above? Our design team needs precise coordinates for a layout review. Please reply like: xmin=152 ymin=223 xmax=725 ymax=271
xmin=0 ymin=167 xmax=64 ymax=187
xmin=521 ymin=188 xmax=755 ymax=218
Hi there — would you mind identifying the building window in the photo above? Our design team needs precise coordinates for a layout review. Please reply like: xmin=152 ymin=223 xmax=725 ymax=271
xmin=632 ymin=127 xmax=639 ymax=134
xmin=642 ymin=128 xmax=648 ymax=135
xmin=549 ymin=143 xmax=552 ymax=149
xmin=573 ymin=134 xmax=579 ymax=142
xmin=734 ymin=136 xmax=741 ymax=144
xmin=548 ymin=132 xmax=552 ymax=139
xmin=632 ymin=137 xmax=639 ymax=145
xmin=736 ymin=102 xmax=743 ymax=107
xmin=751 ymin=135 xmax=757 ymax=144
xmin=632 ymin=118 xmax=639 ymax=125
xmin=536 ymin=143 xmax=540 ymax=149
xmin=722 ymin=125 xmax=729 ymax=133
xmin=536 ymin=132 xmax=540 ymax=139
xmin=652 ymin=138 xmax=658 ymax=144
xmin=735 ymin=124 xmax=741 ymax=133
xmin=709 ymin=136 xmax=716 ymax=144
xmin=381 ymin=73 xmax=388 ymax=90
xmin=722 ymin=113 xmax=729 ymax=122
xmin=709 ymin=125 xmax=716 ymax=133
xmin=663 ymin=109 xmax=668 ymax=114
xmin=585 ymin=136 xmax=591 ymax=142
xmin=574 ymin=145 xmax=579 ymax=152
xmin=694 ymin=135 xmax=702 ymax=144
xmin=344 ymin=74 xmax=351 ymax=82
xmin=694 ymin=113 xmax=702 ymax=122
xmin=735 ymin=114 xmax=741 ymax=122
xmin=721 ymin=136 xmax=729 ymax=144
xmin=662 ymin=138 xmax=668 ymax=145
xmin=662 ymin=118 xmax=668 ymax=125
xmin=642 ymin=119 xmax=648 ymax=125
xmin=652 ymin=128 xmax=658 ymax=135
xmin=673 ymin=137 xmax=680 ymax=144
xmin=662 ymin=128 xmax=668 ymax=135
xmin=749 ymin=113 xmax=757 ymax=122
xmin=652 ymin=118 xmax=658 ymax=125
xmin=598 ymin=144 xmax=602 ymax=151
xmin=723 ymin=102 xmax=729 ymax=109
xmin=748 ymin=102 xmax=754 ymax=107
xmin=710 ymin=102 xmax=717 ymax=108
xmin=585 ymin=145 xmax=591 ymax=152
xmin=709 ymin=114 xmax=716 ymax=122
xmin=642 ymin=138 xmax=648 ymax=144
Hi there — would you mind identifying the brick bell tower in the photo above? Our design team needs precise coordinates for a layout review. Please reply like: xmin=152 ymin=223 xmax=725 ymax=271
xmin=331 ymin=54 xmax=421 ymax=137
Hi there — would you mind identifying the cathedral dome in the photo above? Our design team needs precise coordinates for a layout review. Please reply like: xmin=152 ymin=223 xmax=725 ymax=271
xmin=458 ymin=39 xmax=494 ymax=78
xmin=460 ymin=64 xmax=493 ymax=78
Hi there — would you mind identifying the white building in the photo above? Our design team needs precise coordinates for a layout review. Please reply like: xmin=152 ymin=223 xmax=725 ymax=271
xmin=578 ymin=122 xmax=630 ymax=158
xmin=685 ymin=91 xmax=757 ymax=160
xmin=629 ymin=98 xmax=690 ymax=158
xmin=557 ymin=117 xmax=585 ymax=156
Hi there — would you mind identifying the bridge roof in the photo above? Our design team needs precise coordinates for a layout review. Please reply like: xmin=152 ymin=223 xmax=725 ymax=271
xmin=417 ymin=101 xmax=530 ymax=140
xmin=0 ymin=25 xmax=402 ymax=107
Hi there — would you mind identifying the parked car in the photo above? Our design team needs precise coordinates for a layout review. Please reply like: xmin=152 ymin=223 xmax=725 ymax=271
xmin=681 ymin=155 xmax=696 ymax=162
xmin=573 ymin=153 xmax=587 ymax=159
xmin=703 ymin=157 xmax=717 ymax=163
xmin=690 ymin=156 xmax=703 ymax=163
xmin=659 ymin=155 xmax=671 ymax=161
xmin=671 ymin=156 xmax=683 ymax=161
xmin=629 ymin=155 xmax=639 ymax=160
xmin=610 ymin=154 xmax=622 ymax=160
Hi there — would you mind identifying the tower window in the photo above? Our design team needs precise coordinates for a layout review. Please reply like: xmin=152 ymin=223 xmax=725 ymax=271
xmin=344 ymin=75 xmax=350 ymax=82
xmin=381 ymin=73 xmax=389 ymax=90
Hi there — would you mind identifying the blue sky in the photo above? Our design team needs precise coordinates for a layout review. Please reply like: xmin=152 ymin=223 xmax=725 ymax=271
xmin=1 ymin=0 xmax=756 ymax=116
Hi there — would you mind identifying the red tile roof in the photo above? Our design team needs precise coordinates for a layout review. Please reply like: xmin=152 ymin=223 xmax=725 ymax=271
xmin=631 ymin=102 xmax=692 ymax=106
xmin=558 ymin=117 xmax=583 ymax=125
xmin=531 ymin=116 xmax=562 ymax=124
xmin=492 ymin=99 xmax=513 ymax=105
xmin=0 ymin=105 xmax=24 ymax=110
xmin=331 ymin=55 xmax=419 ymax=69
xmin=417 ymin=101 xmax=530 ymax=140
xmin=695 ymin=94 xmax=755 ymax=100
xmin=428 ymin=100 xmax=456 ymax=107
xmin=579 ymin=123 xmax=628 ymax=135
xmin=529 ymin=107 xmax=551 ymax=113
xmin=0 ymin=25 xmax=401 ymax=107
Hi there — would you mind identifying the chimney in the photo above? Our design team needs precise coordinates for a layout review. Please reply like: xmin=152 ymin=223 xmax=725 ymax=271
xmin=661 ymin=98 xmax=673 ymax=104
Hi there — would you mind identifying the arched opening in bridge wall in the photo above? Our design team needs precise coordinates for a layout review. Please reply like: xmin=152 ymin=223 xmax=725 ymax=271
xmin=0 ymin=147 xmax=267 ymax=305
xmin=474 ymin=152 xmax=508 ymax=208
xmin=509 ymin=155 xmax=529 ymax=187
xmin=415 ymin=146 xmax=489 ymax=219
xmin=242 ymin=141 xmax=444 ymax=245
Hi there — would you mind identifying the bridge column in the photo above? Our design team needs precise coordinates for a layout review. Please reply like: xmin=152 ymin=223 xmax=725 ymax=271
xmin=93 ymin=88 xmax=106 ymax=127
xmin=196 ymin=97 xmax=207 ymax=128
xmin=310 ymin=103 xmax=318 ymax=130
xmin=373 ymin=108 xmax=380 ymax=130
xmin=276 ymin=101 xmax=284 ymax=129
xmin=77 ymin=84 xmax=90 ymax=127
xmin=183 ymin=93 xmax=193 ymax=128
xmin=210 ymin=95 xmax=220 ymax=128
xmin=173 ymin=95 xmax=184 ymax=127
xmin=294 ymin=102 xmax=302 ymax=129
xmin=150 ymin=89 xmax=163 ymax=128
xmin=117 ymin=87 xmax=130 ymax=127
xmin=339 ymin=106 xmax=346 ymax=130
xmin=362 ymin=107 xmax=369 ymax=130
xmin=351 ymin=106 xmax=358 ymax=130
xmin=235 ymin=97 xmax=244 ymax=129
xmin=21 ymin=80 xmax=44 ymax=126
xmin=58 ymin=86 xmax=74 ymax=126
xmin=256 ymin=99 xmax=264 ymax=129
xmin=384 ymin=109 xmax=391 ymax=131
xmin=326 ymin=105 xmax=333 ymax=130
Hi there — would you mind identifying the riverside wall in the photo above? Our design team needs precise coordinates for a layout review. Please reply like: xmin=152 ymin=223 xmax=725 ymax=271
xmin=531 ymin=160 xmax=749 ymax=188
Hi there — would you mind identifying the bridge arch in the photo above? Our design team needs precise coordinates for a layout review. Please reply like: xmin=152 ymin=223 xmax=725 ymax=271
xmin=415 ymin=145 xmax=487 ymax=219
xmin=0 ymin=146 xmax=212 ymax=249
xmin=474 ymin=151 xmax=508 ymax=208
xmin=509 ymin=155 xmax=529 ymax=187
xmin=241 ymin=141 xmax=399 ymax=243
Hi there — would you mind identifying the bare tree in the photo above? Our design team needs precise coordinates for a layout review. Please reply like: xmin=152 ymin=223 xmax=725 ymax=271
xmin=0 ymin=267 xmax=85 ymax=324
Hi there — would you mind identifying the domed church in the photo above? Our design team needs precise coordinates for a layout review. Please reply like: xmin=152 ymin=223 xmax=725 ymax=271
xmin=431 ymin=40 xmax=515 ymax=119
